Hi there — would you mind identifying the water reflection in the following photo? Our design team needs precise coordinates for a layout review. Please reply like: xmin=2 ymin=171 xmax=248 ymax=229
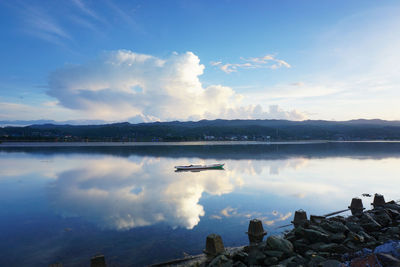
xmin=209 ymin=206 xmax=293 ymax=227
xmin=48 ymin=157 xmax=241 ymax=230
xmin=0 ymin=153 xmax=397 ymax=231
xmin=1 ymin=149 xmax=400 ymax=232
xmin=2 ymin=143 xmax=400 ymax=265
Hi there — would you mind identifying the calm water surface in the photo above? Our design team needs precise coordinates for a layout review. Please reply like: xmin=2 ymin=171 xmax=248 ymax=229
xmin=1 ymin=142 xmax=400 ymax=266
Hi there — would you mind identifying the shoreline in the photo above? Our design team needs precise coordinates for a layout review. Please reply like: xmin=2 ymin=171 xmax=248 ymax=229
xmin=1 ymin=140 xmax=400 ymax=147
xmin=150 ymin=195 xmax=400 ymax=267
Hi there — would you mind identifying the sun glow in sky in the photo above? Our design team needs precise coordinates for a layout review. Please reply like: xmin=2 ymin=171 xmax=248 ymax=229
xmin=1 ymin=0 xmax=400 ymax=122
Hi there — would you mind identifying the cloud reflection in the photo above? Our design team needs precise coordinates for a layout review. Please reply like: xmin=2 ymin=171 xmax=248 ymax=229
xmin=3 ymin=149 xmax=400 ymax=232
xmin=48 ymin=157 xmax=241 ymax=230
xmin=210 ymin=206 xmax=292 ymax=226
xmin=226 ymin=158 xmax=309 ymax=176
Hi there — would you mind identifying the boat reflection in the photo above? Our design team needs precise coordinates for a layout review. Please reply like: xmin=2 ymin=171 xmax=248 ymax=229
xmin=175 ymin=168 xmax=225 ymax=173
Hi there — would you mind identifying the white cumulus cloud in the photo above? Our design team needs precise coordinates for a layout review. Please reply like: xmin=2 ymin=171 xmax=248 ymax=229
xmin=47 ymin=50 xmax=304 ymax=121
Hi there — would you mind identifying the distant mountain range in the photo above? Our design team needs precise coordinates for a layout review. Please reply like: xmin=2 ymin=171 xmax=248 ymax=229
xmin=0 ymin=119 xmax=108 ymax=127
xmin=1 ymin=119 xmax=400 ymax=141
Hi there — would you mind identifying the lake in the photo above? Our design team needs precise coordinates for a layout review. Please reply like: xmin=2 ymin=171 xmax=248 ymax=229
xmin=1 ymin=142 xmax=400 ymax=266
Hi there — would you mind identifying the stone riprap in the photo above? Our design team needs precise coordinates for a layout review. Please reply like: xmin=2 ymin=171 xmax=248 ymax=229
xmin=193 ymin=199 xmax=400 ymax=267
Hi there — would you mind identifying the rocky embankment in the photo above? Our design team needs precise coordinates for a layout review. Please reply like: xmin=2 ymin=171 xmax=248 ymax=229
xmin=176 ymin=195 xmax=400 ymax=267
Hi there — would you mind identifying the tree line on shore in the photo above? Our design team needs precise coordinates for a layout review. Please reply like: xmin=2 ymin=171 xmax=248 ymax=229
xmin=1 ymin=119 xmax=400 ymax=142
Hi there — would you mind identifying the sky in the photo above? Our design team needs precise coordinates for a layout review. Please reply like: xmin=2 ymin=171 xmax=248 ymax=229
xmin=1 ymin=0 xmax=400 ymax=123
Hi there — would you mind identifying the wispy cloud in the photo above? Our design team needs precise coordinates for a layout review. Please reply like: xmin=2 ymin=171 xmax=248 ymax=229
xmin=211 ymin=54 xmax=291 ymax=73
xmin=104 ymin=0 xmax=142 ymax=33
xmin=17 ymin=4 xmax=72 ymax=46
xmin=70 ymin=0 xmax=109 ymax=31
xmin=6 ymin=0 xmax=110 ymax=47
xmin=71 ymin=0 xmax=99 ymax=20
xmin=3 ymin=0 xmax=143 ymax=49
xmin=68 ymin=14 xmax=98 ymax=32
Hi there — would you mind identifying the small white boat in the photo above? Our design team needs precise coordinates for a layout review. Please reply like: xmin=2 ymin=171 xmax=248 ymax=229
xmin=174 ymin=163 xmax=225 ymax=171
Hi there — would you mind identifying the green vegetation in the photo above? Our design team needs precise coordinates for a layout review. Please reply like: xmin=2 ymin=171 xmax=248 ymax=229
xmin=1 ymin=119 xmax=400 ymax=142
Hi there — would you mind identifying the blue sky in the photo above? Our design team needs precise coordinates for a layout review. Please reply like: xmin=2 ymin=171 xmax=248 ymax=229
xmin=1 ymin=0 xmax=400 ymax=122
